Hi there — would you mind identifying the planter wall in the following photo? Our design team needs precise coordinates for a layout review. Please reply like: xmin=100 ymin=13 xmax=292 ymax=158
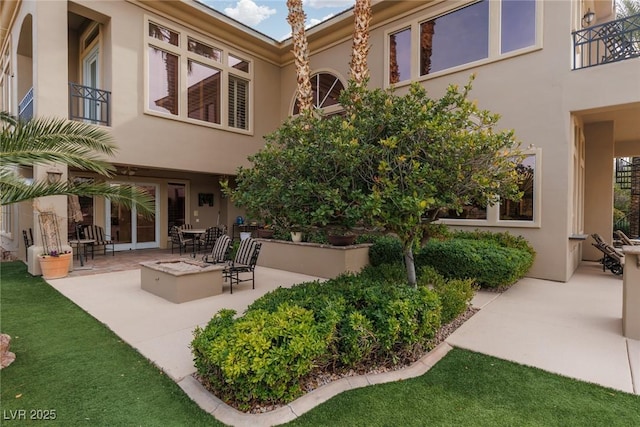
xmin=256 ymin=239 xmax=371 ymax=278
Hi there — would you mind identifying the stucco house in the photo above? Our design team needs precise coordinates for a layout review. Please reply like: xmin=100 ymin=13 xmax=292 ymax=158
xmin=1 ymin=0 xmax=638 ymax=281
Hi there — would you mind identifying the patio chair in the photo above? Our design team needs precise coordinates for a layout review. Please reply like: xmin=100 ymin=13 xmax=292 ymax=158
xmin=614 ymin=229 xmax=640 ymax=246
xmin=203 ymin=234 xmax=231 ymax=264
xmin=224 ymin=237 xmax=262 ymax=294
xmin=22 ymin=228 xmax=33 ymax=260
xmin=170 ymin=225 xmax=194 ymax=255
xmin=200 ymin=226 xmax=224 ymax=253
xmin=591 ymin=233 xmax=624 ymax=276
xmin=83 ymin=224 xmax=115 ymax=256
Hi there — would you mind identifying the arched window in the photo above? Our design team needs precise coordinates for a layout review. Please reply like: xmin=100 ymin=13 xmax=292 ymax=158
xmin=292 ymin=72 xmax=345 ymax=115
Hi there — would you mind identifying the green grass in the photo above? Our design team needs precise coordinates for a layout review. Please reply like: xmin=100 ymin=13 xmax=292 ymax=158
xmin=286 ymin=348 xmax=640 ymax=427
xmin=0 ymin=262 xmax=223 ymax=426
xmin=2 ymin=261 xmax=639 ymax=427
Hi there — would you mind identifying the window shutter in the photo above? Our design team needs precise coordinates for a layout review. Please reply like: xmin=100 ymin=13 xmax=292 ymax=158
xmin=228 ymin=76 xmax=248 ymax=130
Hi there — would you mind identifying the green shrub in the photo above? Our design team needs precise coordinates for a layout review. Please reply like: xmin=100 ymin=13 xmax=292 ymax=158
xmin=417 ymin=239 xmax=533 ymax=289
xmin=433 ymin=278 xmax=475 ymax=324
xmin=452 ymin=230 xmax=536 ymax=258
xmin=192 ymin=304 xmax=333 ymax=410
xmin=359 ymin=263 xmax=408 ymax=286
xmin=417 ymin=266 xmax=474 ymax=324
xmin=368 ymin=235 xmax=403 ymax=266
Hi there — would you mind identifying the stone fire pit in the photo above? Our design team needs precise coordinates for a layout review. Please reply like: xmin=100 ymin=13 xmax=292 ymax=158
xmin=140 ymin=259 xmax=225 ymax=303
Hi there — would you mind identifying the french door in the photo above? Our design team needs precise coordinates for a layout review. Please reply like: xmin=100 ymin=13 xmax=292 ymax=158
xmin=106 ymin=183 xmax=160 ymax=251
xmin=82 ymin=45 xmax=100 ymax=123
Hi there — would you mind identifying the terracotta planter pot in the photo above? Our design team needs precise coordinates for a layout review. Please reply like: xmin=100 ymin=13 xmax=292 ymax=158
xmin=327 ymin=234 xmax=357 ymax=246
xmin=39 ymin=253 xmax=72 ymax=279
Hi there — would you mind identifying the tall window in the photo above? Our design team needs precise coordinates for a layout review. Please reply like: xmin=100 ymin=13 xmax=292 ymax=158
xmin=389 ymin=28 xmax=411 ymax=84
xmin=420 ymin=1 xmax=489 ymax=76
xmin=148 ymin=47 xmax=179 ymax=115
xmin=229 ymin=76 xmax=248 ymax=129
xmin=292 ymin=72 xmax=345 ymax=115
xmin=145 ymin=19 xmax=253 ymax=132
xmin=187 ymin=60 xmax=221 ymax=124
xmin=500 ymin=154 xmax=536 ymax=221
xmin=501 ymin=0 xmax=536 ymax=54
xmin=0 ymin=204 xmax=12 ymax=236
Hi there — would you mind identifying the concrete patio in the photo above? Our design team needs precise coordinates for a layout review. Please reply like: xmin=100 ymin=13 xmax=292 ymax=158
xmin=47 ymin=256 xmax=639 ymax=426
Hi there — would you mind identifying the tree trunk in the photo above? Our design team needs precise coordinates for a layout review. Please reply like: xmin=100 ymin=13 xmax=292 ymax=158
xmin=404 ymin=246 xmax=417 ymax=288
xmin=287 ymin=0 xmax=313 ymax=115
xmin=350 ymin=0 xmax=371 ymax=88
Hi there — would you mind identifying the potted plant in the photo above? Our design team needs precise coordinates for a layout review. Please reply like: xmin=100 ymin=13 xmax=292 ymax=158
xmin=255 ymin=223 xmax=275 ymax=239
xmin=37 ymin=211 xmax=72 ymax=279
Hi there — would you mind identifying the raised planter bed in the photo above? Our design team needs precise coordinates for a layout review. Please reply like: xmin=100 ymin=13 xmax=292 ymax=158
xmin=256 ymin=239 xmax=371 ymax=279
xmin=140 ymin=259 xmax=225 ymax=303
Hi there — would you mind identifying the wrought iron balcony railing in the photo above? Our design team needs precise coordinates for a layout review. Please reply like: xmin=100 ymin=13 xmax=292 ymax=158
xmin=572 ymin=13 xmax=640 ymax=70
xmin=18 ymin=87 xmax=34 ymax=121
xmin=68 ymin=82 xmax=111 ymax=126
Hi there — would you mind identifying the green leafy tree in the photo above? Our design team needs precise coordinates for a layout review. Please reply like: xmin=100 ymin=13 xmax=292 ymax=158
xmin=229 ymin=77 xmax=524 ymax=286
xmin=341 ymin=77 xmax=524 ymax=286
xmin=228 ymin=114 xmax=374 ymax=234
xmin=1 ymin=112 xmax=154 ymax=215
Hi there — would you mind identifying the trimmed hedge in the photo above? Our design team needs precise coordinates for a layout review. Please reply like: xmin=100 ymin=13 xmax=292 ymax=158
xmin=416 ymin=238 xmax=533 ymax=288
xmin=192 ymin=270 xmax=446 ymax=408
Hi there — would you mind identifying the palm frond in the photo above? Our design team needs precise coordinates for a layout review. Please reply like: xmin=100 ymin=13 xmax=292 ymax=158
xmin=0 ymin=173 xmax=154 ymax=218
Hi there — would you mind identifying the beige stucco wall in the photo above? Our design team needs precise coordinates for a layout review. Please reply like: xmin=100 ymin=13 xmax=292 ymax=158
xmin=584 ymin=121 xmax=615 ymax=260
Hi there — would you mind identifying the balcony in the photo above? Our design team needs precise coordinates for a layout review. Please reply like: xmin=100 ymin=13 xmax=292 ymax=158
xmin=15 ymin=84 xmax=111 ymax=126
xmin=68 ymin=82 xmax=111 ymax=126
xmin=572 ymin=13 xmax=640 ymax=70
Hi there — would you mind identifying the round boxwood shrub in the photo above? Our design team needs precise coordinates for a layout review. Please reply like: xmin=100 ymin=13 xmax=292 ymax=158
xmin=416 ymin=238 xmax=533 ymax=289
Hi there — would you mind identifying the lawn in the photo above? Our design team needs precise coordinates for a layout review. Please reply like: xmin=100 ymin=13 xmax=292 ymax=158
xmin=1 ymin=261 xmax=638 ymax=426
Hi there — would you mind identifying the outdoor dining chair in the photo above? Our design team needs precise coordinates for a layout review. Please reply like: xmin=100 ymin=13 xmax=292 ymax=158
xmin=170 ymin=225 xmax=195 ymax=255
xmin=224 ymin=237 xmax=262 ymax=294
xmin=203 ymin=234 xmax=231 ymax=264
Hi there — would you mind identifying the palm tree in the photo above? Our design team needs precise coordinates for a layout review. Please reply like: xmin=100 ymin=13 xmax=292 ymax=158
xmin=286 ymin=0 xmax=313 ymax=116
xmin=0 ymin=111 xmax=154 ymax=216
xmin=350 ymin=0 xmax=372 ymax=88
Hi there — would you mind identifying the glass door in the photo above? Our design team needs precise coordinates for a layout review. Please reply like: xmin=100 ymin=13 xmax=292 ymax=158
xmin=82 ymin=45 xmax=100 ymax=123
xmin=106 ymin=183 xmax=159 ymax=251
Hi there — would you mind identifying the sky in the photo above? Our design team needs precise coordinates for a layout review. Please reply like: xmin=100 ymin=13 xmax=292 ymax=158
xmin=198 ymin=0 xmax=355 ymax=41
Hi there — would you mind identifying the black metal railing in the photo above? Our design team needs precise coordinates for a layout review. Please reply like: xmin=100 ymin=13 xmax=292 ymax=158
xmin=572 ymin=13 xmax=640 ymax=69
xmin=18 ymin=87 xmax=34 ymax=121
xmin=68 ymin=82 xmax=111 ymax=126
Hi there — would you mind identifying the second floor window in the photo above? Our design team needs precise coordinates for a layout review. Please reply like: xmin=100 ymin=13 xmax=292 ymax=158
xmin=146 ymin=19 xmax=252 ymax=132
xmin=292 ymin=72 xmax=345 ymax=116
xmin=388 ymin=0 xmax=539 ymax=84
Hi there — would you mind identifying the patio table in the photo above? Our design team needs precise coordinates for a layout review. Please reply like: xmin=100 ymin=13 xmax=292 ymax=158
xmin=180 ymin=229 xmax=206 ymax=257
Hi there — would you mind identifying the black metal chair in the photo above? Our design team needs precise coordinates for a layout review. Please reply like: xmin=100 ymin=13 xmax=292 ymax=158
xmin=203 ymin=234 xmax=231 ymax=264
xmin=170 ymin=225 xmax=194 ymax=255
xmin=83 ymin=224 xmax=115 ymax=256
xmin=224 ymin=238 xmax=262 ymax=294
xmin=22 ymin=228 xmax=33 ymax=259
xmin=591 ymin=233 xmax=624 ymax=276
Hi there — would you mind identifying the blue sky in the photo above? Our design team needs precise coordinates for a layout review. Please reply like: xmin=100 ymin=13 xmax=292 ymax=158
xmin=199 ymin=0 xmax=355 ymax=41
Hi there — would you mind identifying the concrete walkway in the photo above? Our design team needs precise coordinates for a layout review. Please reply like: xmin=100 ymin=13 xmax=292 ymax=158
xmin=47 ymin=261 xmax=639 ymax=426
